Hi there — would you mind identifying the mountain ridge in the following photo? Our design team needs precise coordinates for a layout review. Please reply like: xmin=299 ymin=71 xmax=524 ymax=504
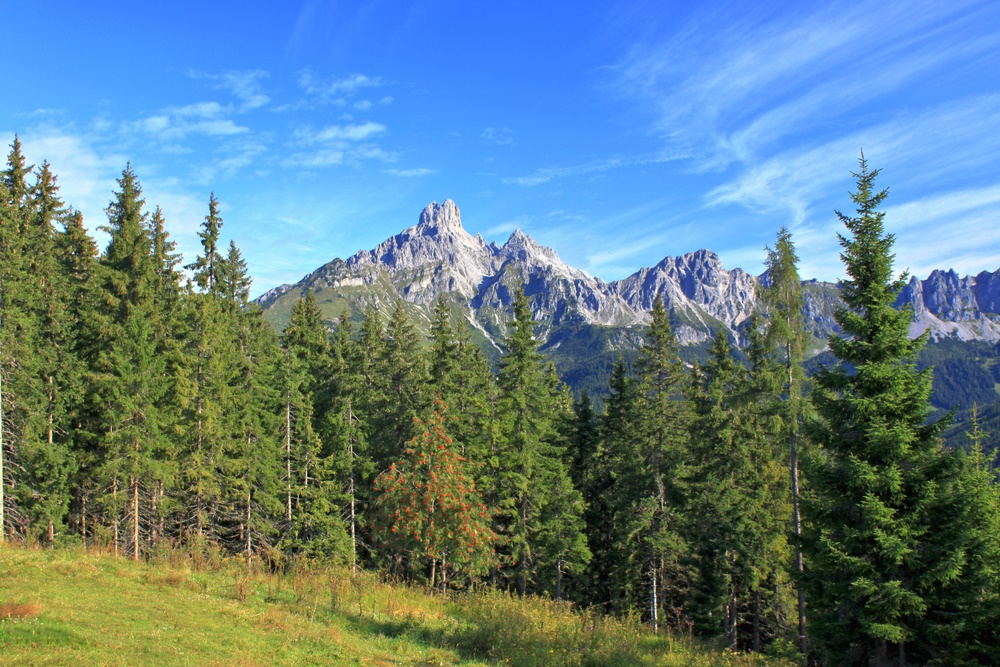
xmin=256 ymin=200 xmax=1000 ymax=353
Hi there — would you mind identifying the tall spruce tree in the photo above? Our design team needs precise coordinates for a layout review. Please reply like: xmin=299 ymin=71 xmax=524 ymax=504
xmin=494 ymin=287 xmax=585 ymax=596
xmin=95 ymin=164 xmax=172 ymax=560
xmin=760 ymin=227 xmax=809 ymax=654
xmin=803 ymin=155 xmax=1000 ymax=663
xmin=280 ymin=290 xmax=348 ymax=560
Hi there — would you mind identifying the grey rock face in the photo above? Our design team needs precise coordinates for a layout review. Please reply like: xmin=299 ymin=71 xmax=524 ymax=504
xmin=256 ymin=200 xmax=1000 ymax=351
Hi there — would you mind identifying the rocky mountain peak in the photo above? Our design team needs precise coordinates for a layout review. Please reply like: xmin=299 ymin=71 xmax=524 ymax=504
xmin=417 ymin=199 xmax=463 ymax=232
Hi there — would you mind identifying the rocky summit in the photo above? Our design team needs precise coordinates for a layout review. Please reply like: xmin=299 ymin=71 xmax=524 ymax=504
xmin=256 ymin=200 xmax=1000 ymax=360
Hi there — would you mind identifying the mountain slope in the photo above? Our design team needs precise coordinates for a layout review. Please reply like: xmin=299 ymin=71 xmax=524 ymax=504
xmin=256 ymin=200 xmax=1000 ymax=374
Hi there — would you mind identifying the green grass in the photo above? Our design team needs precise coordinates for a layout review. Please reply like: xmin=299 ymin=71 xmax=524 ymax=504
xmin=0 ymin=543 xmax=796 ymax=667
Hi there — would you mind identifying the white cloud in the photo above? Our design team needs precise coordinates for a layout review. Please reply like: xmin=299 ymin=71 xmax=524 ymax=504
xmin=481 ymin=127 xmax=513 ymax=145
xmin=503 ymin=151 xmax=680 ymax=186
xmin=298 ymin=71 xmax=385 ymax=98
xmin=384 ymin=167 xmax=437 ymax=177
xmin=313 ymin=122 xmax=386 ymax=142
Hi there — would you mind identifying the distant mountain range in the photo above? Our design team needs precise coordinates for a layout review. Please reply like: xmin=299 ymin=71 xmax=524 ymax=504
xmin=256 ymin=199 xmax=1000 ymax=357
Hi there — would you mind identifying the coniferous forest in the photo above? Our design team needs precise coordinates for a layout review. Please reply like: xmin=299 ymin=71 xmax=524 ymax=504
xmin=1 ymin=137 xmax=998 ymax=664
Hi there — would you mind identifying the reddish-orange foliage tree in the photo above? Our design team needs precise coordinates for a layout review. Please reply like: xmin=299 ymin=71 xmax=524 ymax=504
xmin=372 ymin=402 xmax=496 ymax=588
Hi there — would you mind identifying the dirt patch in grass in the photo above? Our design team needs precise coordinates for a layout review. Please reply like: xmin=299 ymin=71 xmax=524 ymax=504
xmin=0 ymin=600 xmax=43 ymax=620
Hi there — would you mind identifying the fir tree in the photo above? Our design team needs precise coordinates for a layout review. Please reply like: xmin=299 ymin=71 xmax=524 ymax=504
xmin=803 ymin=155 xmax=1000 ymax=663
xmin=760 ymin=227 xmax=809 ymax=654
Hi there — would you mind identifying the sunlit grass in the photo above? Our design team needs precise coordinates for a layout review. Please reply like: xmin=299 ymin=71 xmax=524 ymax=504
xmin=0 ymin=543 xmax=796 ymax=666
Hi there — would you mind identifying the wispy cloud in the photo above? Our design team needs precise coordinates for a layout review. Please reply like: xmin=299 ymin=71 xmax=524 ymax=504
xmin=481 ymin=127 xmax=513 ymax=145
xmin=613 ymin=0 xmax=996 ymax=169
xmin=286 ymin=121 xmax=394 ymax=168
xmin=384 ymin=167 xmax=437 ymax=177
xmin=303 ymin=122 xmax=386 ymax=143
xmin=503 ymin=151 xmax=680 ymax=186
xmin=131 ymin=101 xmax=250 ymax=142
xmin=188 ymin=70 xmax=271 ymax=112
xmin=298 ymin=71 xmax=385 ymax=101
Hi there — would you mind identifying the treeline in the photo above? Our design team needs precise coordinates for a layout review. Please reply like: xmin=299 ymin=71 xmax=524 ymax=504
xmin=2 ymin=140 xmax=998 ymax=663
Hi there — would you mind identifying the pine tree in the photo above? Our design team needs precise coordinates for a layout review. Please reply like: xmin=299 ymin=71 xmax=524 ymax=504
xmin=19 ymin=161 xmax=76 ymax=543
xmin=94 ymin=164 xmax=173 ymax=560
xmin=280 ymin=290 xmax=348 ymax=560
xmin=803 ymin=155 xmax=1000 ymax=663
xmin=760 ymin=227 xmax=809 ymax=654
xmin=0 ymin=136 xmax=38 ymax=542
xmin=494 ymin=287 xmax=581 ymax=596
xmin=633 ymin=296 xmax=689 ymax=629
xmin=590 ymin=358 xmax=642 ymax=612
xmin=185 ymin=193 xmax=223 ymax=295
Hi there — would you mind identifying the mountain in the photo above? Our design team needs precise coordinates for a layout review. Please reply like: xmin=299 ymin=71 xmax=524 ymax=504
xmin=256 ymin=200 xmax=1000 ymax=390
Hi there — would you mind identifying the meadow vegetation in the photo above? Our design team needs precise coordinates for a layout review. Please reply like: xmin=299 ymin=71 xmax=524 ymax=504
xmin=0 ymin=543 xmax=797 ymax=667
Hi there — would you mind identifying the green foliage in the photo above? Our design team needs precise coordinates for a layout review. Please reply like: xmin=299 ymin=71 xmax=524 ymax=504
xmin=803 ymin=155 xmax=1000 ymax=663
xmin=372 ymin=405 xmax=496 ymax=584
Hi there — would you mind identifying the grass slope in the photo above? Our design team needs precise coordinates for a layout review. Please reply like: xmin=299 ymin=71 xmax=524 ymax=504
xmin=0 ymin=545 xmax=796 ymax=667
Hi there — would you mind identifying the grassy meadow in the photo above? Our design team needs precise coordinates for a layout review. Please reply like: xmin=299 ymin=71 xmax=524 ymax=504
xmin=0 ymin=543 xmax=797 ymax=667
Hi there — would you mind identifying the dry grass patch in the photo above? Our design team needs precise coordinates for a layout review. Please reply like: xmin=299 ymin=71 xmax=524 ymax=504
xmin=0 ymin=600 xmax=43 ymax=620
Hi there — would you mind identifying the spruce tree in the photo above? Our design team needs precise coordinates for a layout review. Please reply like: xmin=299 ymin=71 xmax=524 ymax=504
xmin=803 ymin=155 xmax=1000 ymax=663
xmin=760 ymin=227 xmax=809 ymax=654
xmin=95 ymin=164 xmax=173 ymax=560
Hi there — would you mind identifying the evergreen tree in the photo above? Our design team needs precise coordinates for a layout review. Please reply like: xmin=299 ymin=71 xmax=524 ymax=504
xmin=589 ymin=358 xmax=642 ymax=612
xmin=185 ymin=193 xmax=223 ymax=294
xmin=803 ymin=155 xmax=1000 ymax=663
xmin=280 ymin=290 xmax=348 ymax=560
xmin=760 ymin=227 xmax=809 ymax=654
xmin=494 ymin=287 xmax=584 ymax=596
xmin=94 ymin=164 xmax=173 ymax=560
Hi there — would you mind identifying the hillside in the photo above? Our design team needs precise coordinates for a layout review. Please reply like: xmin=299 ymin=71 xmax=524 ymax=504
xmin=255 ymin=199 xmax=1000 ymax=402
xmin=0 ymin=545 xmax=796 ymax=667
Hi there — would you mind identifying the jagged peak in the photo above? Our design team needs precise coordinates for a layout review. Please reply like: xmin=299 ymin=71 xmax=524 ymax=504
xmin=418 ymin=199 xmax=463 ymax=230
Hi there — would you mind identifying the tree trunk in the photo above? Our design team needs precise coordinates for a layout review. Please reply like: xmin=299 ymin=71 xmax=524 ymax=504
xmin=556 ymin=558 xmax=563 ymax=601
xmin=430 ymin=557 xmax=436 ymax=590
xmin=348 ymin=399 xmax=357 ymax=575
xmin=196 ymin=386 xmax=203 ymax=537
xmin=650 ymin=565 xmax=659 ymax=633
xmin=0 ymin=341 xmax=5 ymax=544
xmin=47 ymin=375 xmax=54 ymax=446
xmin=132 ymin=475 xmax=140 ymax=561
xmin=286 ymin=399 xmax=292 ymax=522
xmin=132 ymin=436 xmax=140 ymax=562
xmin=752 ymin=589 xmax=761 ymax=653
xmin=113 ymin=476 xmax=119 ymax=557
xmin=246 ymin=489 xmax=252 ymax=569
xmin=788 ymin=342 xmax=808 ymax=657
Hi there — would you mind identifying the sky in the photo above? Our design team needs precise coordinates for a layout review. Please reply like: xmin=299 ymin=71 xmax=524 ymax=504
xmin=3 ymin=0 xmax=999 ymax=296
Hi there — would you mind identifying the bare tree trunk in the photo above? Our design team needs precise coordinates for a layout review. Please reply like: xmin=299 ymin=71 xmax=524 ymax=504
xmin=47 ymin=375 xmax=54 ymax=446
xmin=650 ymin=565 xmax=659 ymax=633
xmin=0 ymin=337 xmax=5 ymax=544
xmin=81 ymin=492 xmax=86 ymax=544
xmin=286 ymin=400 xmax=292 ymax=522
xmin=246 ymin=489 xmax=252 ymax=569
xmin=132 ymin=476 xmax=140 ymax=561
xmin=113 ymin=476 xmax=119 ymax=557
xmin=441 ymin=555 xmax=448 ymax=594
xmin=788 ymin=342 xmax=808 ymax=657
xmin=132 ymin=437 xmax=140 ymax=562
xmin=555 ymin=558 xmax=563 ymax=601
xmin=196 ymin=386 xmax=203 ymax=537
xmin=752 ymin=589 xmax=761 ymax=653
xmin=430 ymin=557 xmax=436 ymax=590
xmin=348 ymin=399 xmax=357 ymax=575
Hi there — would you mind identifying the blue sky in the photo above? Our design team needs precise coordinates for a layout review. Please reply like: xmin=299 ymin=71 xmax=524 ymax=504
xmin=3 ymin=0 xmax=999 ymax=295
